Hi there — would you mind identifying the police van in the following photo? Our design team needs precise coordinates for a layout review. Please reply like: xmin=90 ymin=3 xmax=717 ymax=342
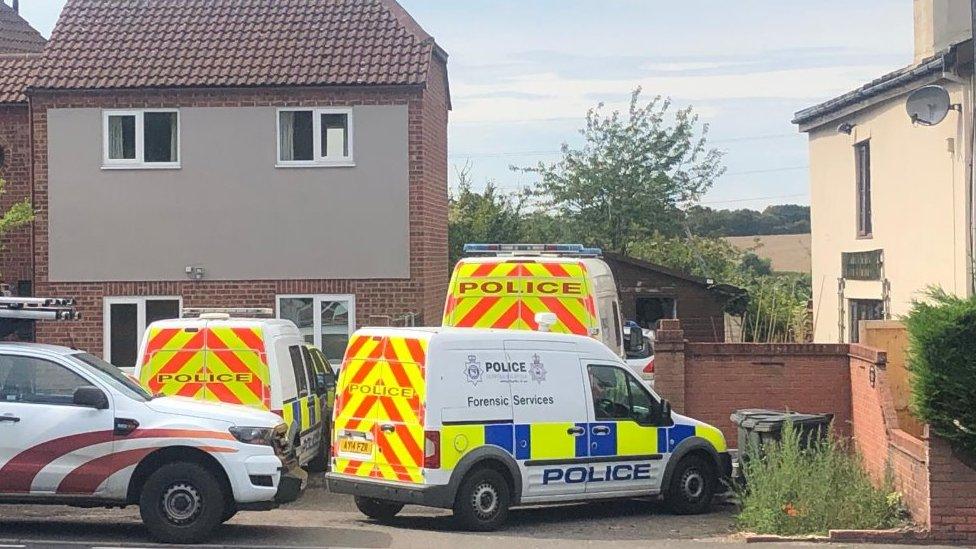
xmin=326 ymin=320 xmax=731 ymax=531
xmin=134 ymin=314 xmax=334 ymax=470
xmin=0 ymin=343 xmax=305 ymax=543
xmin=443 ymin=244 xmax=630 ymax=357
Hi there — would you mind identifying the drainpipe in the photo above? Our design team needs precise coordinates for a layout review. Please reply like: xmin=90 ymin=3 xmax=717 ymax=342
xmin=11 ymin=0 xmax=17 ymax=14
xmin=971 ymin=0 xmax=976 ymax=296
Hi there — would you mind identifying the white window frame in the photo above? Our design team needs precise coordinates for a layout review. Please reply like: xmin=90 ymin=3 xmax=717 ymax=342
xmin=102 ymin=109 xmax=181 ymax=170
xmin=102 ymin=296 xmax=183 ymax=365
xmin=275 ymin=294 xmax=357 ymax=354
xmin=275 ymin=107 xmax=355 ymax=168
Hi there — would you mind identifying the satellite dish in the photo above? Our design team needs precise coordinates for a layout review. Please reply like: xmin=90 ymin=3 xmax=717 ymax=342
xmin=906 ymin=85 xmax=952 ymax=126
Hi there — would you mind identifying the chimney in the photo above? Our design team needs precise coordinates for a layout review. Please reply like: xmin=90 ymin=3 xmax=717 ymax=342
xmin=914 ymin=0 xmax=972 ymax=62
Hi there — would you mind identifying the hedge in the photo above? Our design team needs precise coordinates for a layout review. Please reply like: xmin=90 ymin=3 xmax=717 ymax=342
xmin=904 ymin=288 xmax=976 ymax=455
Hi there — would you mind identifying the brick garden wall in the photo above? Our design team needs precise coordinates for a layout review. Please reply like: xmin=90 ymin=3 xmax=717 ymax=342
xmin=28 ymin=73 xmax=449 ymax=351
xmin=653 ymin=319 xmax=852 ymax=443
xmin=657 ymin=318 xmax=976 ymax=542
xmin=0 ymin=104 xmax=32 ymax=287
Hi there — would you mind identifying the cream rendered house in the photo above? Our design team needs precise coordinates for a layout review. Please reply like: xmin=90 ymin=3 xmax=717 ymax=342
xmin=794 ymin=0 xmax=974 ymax=343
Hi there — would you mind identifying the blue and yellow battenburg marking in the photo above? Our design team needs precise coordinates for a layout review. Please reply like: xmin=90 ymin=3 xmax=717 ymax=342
xmin=282 ymin=396 xmax=319 ymax=433
xmin=440 ymin=421 xmax=725 ymax=468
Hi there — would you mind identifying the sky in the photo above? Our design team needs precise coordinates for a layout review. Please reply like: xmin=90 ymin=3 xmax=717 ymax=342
xmin=14 ymin=0 xmax=914 ymax=210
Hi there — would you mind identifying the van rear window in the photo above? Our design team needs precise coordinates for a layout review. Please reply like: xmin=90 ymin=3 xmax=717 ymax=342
xmin=288 ymin=345 xmax=308 ymax=397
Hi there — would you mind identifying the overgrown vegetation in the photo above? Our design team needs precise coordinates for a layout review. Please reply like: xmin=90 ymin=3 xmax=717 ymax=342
xmin=905 ymin=288 xmax=976 ymax=456
xmin=736 ymin=422 xmax=903 ymax=536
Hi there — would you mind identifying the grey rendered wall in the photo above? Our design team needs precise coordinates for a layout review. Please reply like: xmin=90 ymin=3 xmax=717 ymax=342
xmin=47 ymin=105 xmax=410 ymax=281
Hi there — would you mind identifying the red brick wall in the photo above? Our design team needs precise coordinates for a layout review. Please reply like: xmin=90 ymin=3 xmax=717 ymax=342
xmin=28 ymin=82 xmax=447 ymax=350
xmin=0 ymin=104 xmax=32 ymax=287
xmin=654 ymin=320 xmax=852 ymax=444
xmin=849 ymin=345 xmax=930 ymax=526
xmin=928 ymin=436 xmax=976 ymax=543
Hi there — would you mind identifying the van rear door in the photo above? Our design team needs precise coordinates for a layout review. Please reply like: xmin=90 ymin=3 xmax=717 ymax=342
xmin=140 ymin=325 xmax=207 ymax=398
xmin=333 ymin=334 xmax=386 ymax=480
xmin=202 ymin=324 xmax=270 ymax=409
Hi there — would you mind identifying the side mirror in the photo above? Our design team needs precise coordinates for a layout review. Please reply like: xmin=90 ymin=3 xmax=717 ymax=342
xmin=658 ymin=399 xmax=673 ymax=426
xmin=74 ymin=386 xmax=109 ymax=409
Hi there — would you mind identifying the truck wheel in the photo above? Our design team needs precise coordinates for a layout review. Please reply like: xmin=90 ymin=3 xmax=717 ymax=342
xmin=666 ymin=455 xmax=716 ymax=515
xmin=139 ymin=462 xmax=225 ymax=544
xmin=221 ymin=503 xmax=238 ymax=523
xmin=354 ymin=496 xmax=404 ymax=522
xmin=452 ymin=468 xmax=510 ymax=531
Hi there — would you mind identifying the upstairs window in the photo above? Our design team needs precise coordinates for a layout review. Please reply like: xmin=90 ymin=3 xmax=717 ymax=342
xmin=855 ymin=140 xmax=872 ymax=237
xmin=103 ymin=110 xmax=180 ymax=168
xmin=277 ymin=108 xmax=353 ymax=167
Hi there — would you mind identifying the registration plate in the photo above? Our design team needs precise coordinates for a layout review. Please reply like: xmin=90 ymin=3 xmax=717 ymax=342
xmin=339 ymin=438 xmax=373 ymax=455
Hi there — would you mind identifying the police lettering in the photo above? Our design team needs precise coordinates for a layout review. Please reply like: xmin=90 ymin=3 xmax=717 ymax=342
xmin=486 ymin=361 xmax=527 ymax=373
xmin=157 ymin=373 xmax=253 ymax=384
xmin=542 ymin=463 xmax=653 ymax=485
xmin=348 ymin=383 xmax=416 ymax=399
xmin=458 ymin=280 xmax=584 ymax=296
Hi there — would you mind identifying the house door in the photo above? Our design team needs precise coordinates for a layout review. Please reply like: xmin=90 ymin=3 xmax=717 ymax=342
xmin=104 ymin=297 xmax=181 ymax=368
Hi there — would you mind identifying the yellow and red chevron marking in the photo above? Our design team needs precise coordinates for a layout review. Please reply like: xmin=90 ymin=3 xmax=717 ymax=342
xmin=443 ymin=260 xmax=597 ymax=336
xmin=334 ymin=333 xmax=428 ymax=483
xmin=140 ymin=326 xmax=270 ymax=409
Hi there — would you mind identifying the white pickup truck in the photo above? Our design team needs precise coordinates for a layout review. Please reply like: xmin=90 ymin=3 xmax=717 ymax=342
xmin=0 ymin=342 xmax=306 ymax=544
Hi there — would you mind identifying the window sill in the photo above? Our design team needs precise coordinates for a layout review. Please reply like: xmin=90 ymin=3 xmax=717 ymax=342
xmin=101 ymin=163 xmax=181 ymax=171
xmin=275 ymin=160 xmax=356 ymax=169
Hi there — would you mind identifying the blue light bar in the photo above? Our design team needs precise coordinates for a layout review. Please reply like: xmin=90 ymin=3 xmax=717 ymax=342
xmin=463 ymin=243 xmax=602 ymax=257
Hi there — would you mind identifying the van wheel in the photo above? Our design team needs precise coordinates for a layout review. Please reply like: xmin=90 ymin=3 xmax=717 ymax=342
xmin=666 ymin=455 xmax=716 ymax=515
xmin=453 ymin=468 xmax=510 ymax=531
xmin=139 ymin=462 xmax=224 ymax=544
xmin=308 ymin=427 xmax=329 ymax=472
xmin=355 ymin=496 xmax=404 ymax=522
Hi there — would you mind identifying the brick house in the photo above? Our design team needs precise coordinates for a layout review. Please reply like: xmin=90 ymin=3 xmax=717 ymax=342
xmin=0 ymin=1 xmax=44 ymax=301
xmin=1 ymin=0 xmax=449 ymax=367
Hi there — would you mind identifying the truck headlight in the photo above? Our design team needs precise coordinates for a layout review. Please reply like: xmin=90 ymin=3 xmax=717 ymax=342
xmin=229 ymin=426 xmax=275 ymax=447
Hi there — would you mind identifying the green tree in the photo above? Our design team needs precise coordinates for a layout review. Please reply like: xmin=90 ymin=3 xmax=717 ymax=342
xmin=518 ymin=88 xmax=724 ymax=254
xmin=686 ymin=204 xmax=810 ymax=237
xmin=448 ymin=165 xmax=523 ymax=268
xmin=0 ymin=177 xmax=32 ymax=270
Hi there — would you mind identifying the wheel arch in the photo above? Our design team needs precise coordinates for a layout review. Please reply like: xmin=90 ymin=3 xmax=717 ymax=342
xmin=126 ymin=446 xmax=233 ymax=505
xmin=661 ymin=437 xmax=722 ymax=492
xmin=447 ymin=446 xmax=523 ymax=505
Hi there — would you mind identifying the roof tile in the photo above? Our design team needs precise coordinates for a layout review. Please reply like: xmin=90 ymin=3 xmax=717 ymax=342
xmin=0 ymin=53 xmax=39 ymax=103
xmin=0 ymin=2 xmax=45 ymax=54
xmin=33 ymin=0 xmax=437 ymax=91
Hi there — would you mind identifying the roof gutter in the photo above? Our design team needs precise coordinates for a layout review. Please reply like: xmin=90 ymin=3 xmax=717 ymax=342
xmin=793 ymin=47 xmax=957 ymax=131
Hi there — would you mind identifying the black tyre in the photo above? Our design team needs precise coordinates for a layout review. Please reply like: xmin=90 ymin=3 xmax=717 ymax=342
xmin=665 ymin=455 xmax=716 ymax=515
xmin=452 ymin=468 xmax=510 ymax=531
xmin=308 ymin=426 xmax=329 ymax=473
xmin=221 ymin=504 xmax=238 ymax=523
xmin=354 ymin=496 xmax=404 ymax=522
xmin=138 ymin=462 xmax=225 ymax=544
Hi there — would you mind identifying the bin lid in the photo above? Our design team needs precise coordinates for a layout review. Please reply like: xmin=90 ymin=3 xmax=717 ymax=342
xmin=729 ymin=409 xmax=834 ymax=433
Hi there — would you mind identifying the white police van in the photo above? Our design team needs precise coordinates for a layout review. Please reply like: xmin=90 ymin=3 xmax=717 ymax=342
xmin=326 ymin=317 xmax=731 ymax=531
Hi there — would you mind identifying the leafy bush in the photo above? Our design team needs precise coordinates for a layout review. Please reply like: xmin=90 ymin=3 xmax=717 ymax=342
xmin=904 ymin=288 xmax=976 ymax=455
xmin=736 ymin=422 xmax=903 ymax=535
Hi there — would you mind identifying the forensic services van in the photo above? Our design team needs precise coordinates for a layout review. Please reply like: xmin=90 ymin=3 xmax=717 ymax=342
xmin=0 ymin=343 xmax=305 ymax=544
xmin=326 ymin=324 xmax=731 ymax=531
xmin=135 ymin=314 xmax=333 ymax=470
xmin=443 ymin=244 xmax=628 ymax=357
